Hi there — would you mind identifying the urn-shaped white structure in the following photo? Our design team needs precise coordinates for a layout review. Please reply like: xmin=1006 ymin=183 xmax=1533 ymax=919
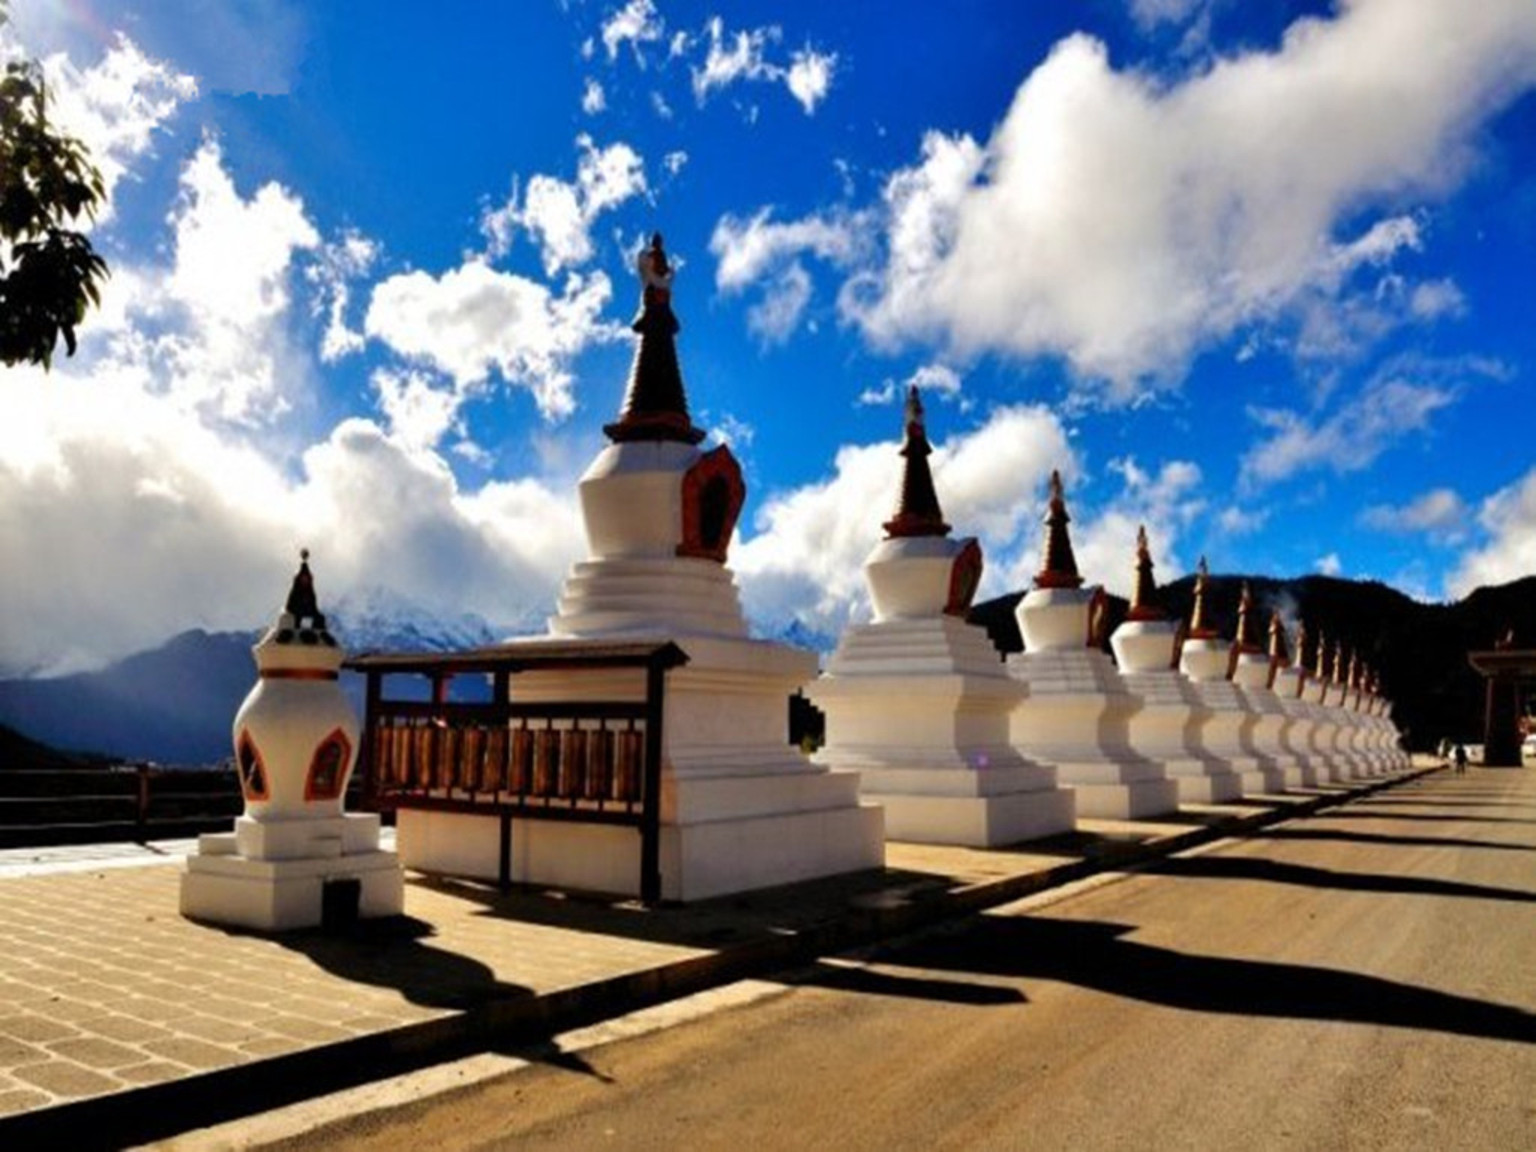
xmin=181 ymin=554 xmax=404 ymax=930
xmin=395 ymin=236 xmax=882 ymax=901
xmin=1176 ymin=565 xmax=1286 ymax=795
xmin=1110 ymin=530 xmax=1243 ymax=803
xmin=809 ymin=389 xmax=1074 ymax=846
xmin=1007 ymin=480 xmax=1180 ymax=819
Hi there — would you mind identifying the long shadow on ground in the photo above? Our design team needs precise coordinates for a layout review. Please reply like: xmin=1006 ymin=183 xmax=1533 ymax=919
xmin=1139 ymin=854 xmax=1536 ymax=904
xmin=1312 ymin=809 xmax=1536 ymax=827
xmin=884 ymin=915 xmax=1536 ymax=1045
xmin=1251 ymin=827 xmax=1535 ymax=854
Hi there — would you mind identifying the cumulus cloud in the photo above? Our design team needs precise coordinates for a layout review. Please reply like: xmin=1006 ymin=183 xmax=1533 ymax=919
xmin=1065 ymin=458 xmax=1205 ymax=598
xmin=710 ymin=207 xmax=869 ymax=342
xmin=1316 ymin=552 xmax=1343 ymax=577
xmin=1361 ymin=488 xmax=1470 ymax=544
xmin=839 ymin=2 xmax=1536 ymax=401
xmin=481 ymin=136 xmax=647 ymax=274
xmin=785 ymin=48 xmax=836 ymax=114
xmin=33 ymin=33 xmax=198 ymax=218
xmin=734 ymin=405 xmax=1076 ymax=636
xmin=582 ymin=77 xmax=607 ymax=114
xmin=364 ymin=261 xmax=618 ymax=423
xmin=307 ymin=229 xmax=379 ymax=362
xmin=1448 ymin=468 xmax=1536 ymax=595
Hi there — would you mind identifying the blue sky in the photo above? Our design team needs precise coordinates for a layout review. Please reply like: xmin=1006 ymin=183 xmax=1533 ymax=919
xmin=2 ymin=0 xmax=1535 ymax=675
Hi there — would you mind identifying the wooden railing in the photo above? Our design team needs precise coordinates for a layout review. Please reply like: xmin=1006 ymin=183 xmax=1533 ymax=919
xmin=0 ymin=766 xmax=247 ymax=849
xmin=348 ymin=640 xmax=689 ymax=903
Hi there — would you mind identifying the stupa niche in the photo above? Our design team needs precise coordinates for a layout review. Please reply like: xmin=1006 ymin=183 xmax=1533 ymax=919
xmin=181 ymin=553 xmax=404 ymax=931
xmin=1007 ymin=482 xmax=1180 ymax=819
xmin=1109 ymin=530 xmax=1243 ymax=803
xmin=809 ymin=389 xmax=1074 ymax=846
xmin=393 ymin=235 xmax=882 ymax=901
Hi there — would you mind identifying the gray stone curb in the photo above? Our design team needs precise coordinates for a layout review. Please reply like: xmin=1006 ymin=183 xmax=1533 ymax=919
xmin=0 ymin=766 xmax=1434 ymax=1149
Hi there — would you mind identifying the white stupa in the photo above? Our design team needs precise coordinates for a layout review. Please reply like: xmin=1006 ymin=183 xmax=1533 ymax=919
xmin=181 ymin=553 xmax=404 ymax=930
xmin=808 ymin=388 xmax=1074 ymax=846
xmin=1177 ymin=562 xmax=1285 ymax=795
xmin=1006 ymin=478 xmax=1180 ymax=819
xmin=394 ymin=235 xmax=883 ymax=901
xmin=1227 ymin=587 xmax=1307 ymax=790
xmin=1110 ymin=528 xmax=1243 ymax=803
xmin=1266 ymin=618 xmax=1323 ymax=787
xmin=1300 ymin=634 xmax=1351 ymax=782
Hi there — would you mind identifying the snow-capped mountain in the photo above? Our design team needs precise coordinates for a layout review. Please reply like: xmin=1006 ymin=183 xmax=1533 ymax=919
xmin=0 ymin=591 xmax=530 ymax=766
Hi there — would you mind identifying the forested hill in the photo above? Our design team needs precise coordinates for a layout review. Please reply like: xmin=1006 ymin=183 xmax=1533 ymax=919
xmin=970 ymin=574 xmax=1536 ymax=751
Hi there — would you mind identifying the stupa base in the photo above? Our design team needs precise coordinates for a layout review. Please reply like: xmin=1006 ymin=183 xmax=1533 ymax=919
xmin=1159 ymin=759 xmax=1245 ymax=804
xmin=180 ymin=815 xmax=404 ymax=932
xmin=397 ymin=801 xmax=883 ymax=903
xmin=1052 ymin=764 xmax=1181 ymax=820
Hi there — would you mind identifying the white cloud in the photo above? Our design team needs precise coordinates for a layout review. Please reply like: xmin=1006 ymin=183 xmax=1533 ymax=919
xmin=601 ymin=0 xmax=664 ymax=63
xmin=1128 ymin=0 xmax=1211 ymax=30
xmin=1239 ymin=375 xmax=1456 ymax=489
xmin=1448 ymin=468 xmax=1536 ymax=595
xmin=690 ymin=18 xmax=837 ymax=115
xmin=858 ymin=363 xmax=964 ymax=407
xmin=1067 ymin=458 xmax=1204 ymax=598
xmin=364 ymin=261 xmax=618 ymax=423
xmin=786 ymin=48 xmax=836 ymax=114
xmin=745 ymin=263 xmax=813 ymax=346
xmin=841 ymin=3 xmax=1536 ymax=401
xmin=1316 ymin=552 xmax=1343 ymax=577
xmin=1215 ymin=505 xmax=1268 ymax=536
xmin=734 ymin=405 xmax=1075 ymax=635
xmin=1410 ymin=278 xmax=1467 ymax=321
xmin=33 ymin=33 xmax=197 ymax=218
xmin=307 ymin=229 xmax=379 ymax=363
xmin=582 ymin=77 xmax=607 ymax=115
xmin=481 ymin=136 xmax=647 ymax=273
xmin=663 ymin=150 xmax=688 ymax=176
xmin=1361 ymin=488 xmax=1469 ymax=543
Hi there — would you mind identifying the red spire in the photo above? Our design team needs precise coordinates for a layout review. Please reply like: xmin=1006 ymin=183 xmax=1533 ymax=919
xmin=1232 ymin=582 xmax=1261 ymax=652
xmin=604 ymin=233 xmax=706 ymax=446
xmin=1267 ymin=610 xmax=1291 ymax=665
xmin=882 ymin=386 xmax=950 ymax=538
xmin=1127 ymin=524 xmax=1165 ymax=621
xmin=1188 ymin=557 xmax=1218 ymax=638
xmin=1033 ymin=470 xmax=1084 ymax=590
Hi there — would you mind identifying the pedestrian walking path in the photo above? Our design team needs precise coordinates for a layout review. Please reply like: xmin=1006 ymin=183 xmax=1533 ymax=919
xmin=0 ymin=767 xmax=1432 ymax=1147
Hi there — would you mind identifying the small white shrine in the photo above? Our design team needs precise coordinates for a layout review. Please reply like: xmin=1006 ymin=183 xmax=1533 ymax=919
xmin=1110 ymin=529 xmax=1244 ymax=804
xmin=1177 ymin=563 xmax=1285 ymax=795
xmin=808 ymin=389 xmax=1075 ymax=846
xmin=1227 ymin=589 xmax=1307 ymax=790
xmin=1007 ymin=478 xmax=1179 ymax=819
xmin=394 ymin=236 xmax=883 ymax=901
xmin=181 ymin=554 xmax=404 ymax=931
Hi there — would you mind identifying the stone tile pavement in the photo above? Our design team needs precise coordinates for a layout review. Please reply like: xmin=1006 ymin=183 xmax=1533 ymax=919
xmin=0 ymin=766 xmax=1431 ymax=1145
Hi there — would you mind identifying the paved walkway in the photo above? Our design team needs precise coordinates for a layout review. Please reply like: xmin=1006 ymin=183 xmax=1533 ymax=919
xmin=0 ymin=767 xmax=1430 ymax=1146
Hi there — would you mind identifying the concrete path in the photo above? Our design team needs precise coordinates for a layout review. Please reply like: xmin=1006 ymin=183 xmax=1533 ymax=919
xmin=251 ymin=764 xmax=1536 ymax=1152
xmin=0 ymin=768 xmax=1427 ymax=1147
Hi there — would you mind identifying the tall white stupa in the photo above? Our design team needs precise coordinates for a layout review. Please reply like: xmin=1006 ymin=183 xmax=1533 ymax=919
xmin=808 ymin=388 xmax=1075 ymax=846
xmin=1110 ymin=528 xmax=1243 ymax=803
xmin=182 ymin=554 xmax=404 ymax=930
xmin=1006 ymin=478 xmax=1179 ymax=819
xmin=1300 ymin=633 xmax=1350 ymax=781
xmin=395 ymin=235 xmax=883 ymax=901
xmin=1263 ymin=614 xmax=1323 ymax=787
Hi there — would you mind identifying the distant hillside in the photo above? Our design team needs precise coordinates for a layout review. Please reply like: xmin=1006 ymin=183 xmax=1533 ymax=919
xmin=970 ymin=574 xmax=1536 ymax=751
xmin=0 ymin=723 xmax=115 ymax=771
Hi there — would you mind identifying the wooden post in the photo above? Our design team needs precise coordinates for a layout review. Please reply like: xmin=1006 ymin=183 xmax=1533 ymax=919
xmin=640 ymin=657 xmax=667 ymax=904
xmin=362 ymin=672 xmax=382 ymax=810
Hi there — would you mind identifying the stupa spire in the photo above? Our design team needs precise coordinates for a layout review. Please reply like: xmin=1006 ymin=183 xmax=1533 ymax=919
xmin=882 ymin=386 xmax=950 ymax=538
xmin=276 ymin=548 xmax=335 ymax=647
xmin=1233 ymin=581 xmax=1260 ymax=652
xmin=1126 ymin=525 xmax=1166 ymax=621
xmin=1268 ymin=610 xmax=1291 ymax=665
xmin=604 ymin=233 xmax=706 ymax=446
xmin=1188 ymin=557 xmax=1218 ymax=638
xmin=1033 ymin=470 xmax=1083 ymax=590
xmin=1313 ymin=628 xmax=1329 ymax=679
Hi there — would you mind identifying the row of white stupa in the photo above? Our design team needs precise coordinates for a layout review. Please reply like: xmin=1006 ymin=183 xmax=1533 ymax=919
xmin=180 ymin=237 xmax=1409 ymax=924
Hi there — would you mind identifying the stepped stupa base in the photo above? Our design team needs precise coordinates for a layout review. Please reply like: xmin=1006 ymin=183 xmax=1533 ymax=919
xmin=1161 ymin=758 xmax=1246 ymax=803
xmin=397 ymin=634 xmax=884 ymax=902
xmin=181 ymin=814 xmax=403 ymax=931
xmin=810 ymin=618 xmax=1075 ymax=848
